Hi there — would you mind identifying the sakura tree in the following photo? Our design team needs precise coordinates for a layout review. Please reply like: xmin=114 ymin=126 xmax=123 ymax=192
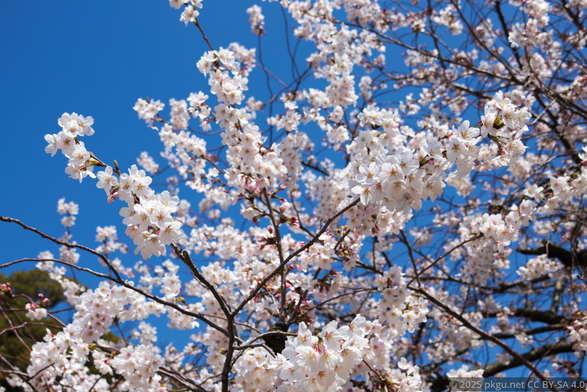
xmin=1 ymin=0 xmax=587 ymax=391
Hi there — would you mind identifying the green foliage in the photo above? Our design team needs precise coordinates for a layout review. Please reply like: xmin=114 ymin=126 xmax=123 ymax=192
xmin=0 ymin=270 xmax=64 ymax=373
xmin=5 ymin=270 xmax=66 ymax=307
xmin=0 ymin=270 xmax=121 ymax=390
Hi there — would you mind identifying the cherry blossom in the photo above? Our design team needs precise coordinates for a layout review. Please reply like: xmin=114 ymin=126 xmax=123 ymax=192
xmin=4 ymin=0 xmax=587 ymax=391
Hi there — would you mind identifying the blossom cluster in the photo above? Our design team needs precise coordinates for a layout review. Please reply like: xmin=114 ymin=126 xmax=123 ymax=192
xmin=19 ymin=0 xmax=587 ymax=390
xmin=24 ymin=280 xmax=167 ymax=391
xmin=44 ymin=113 xmax=96 ymax=182
xmin=350 ymin=92 xmax=531 ymax=214
xmin=516 ymin=254 xmax=563 ymax=280
xmin=45 ymin=116 xmax=185 ymax=258
xmin=25 ymin=302 xmax=47 ymax=320
xmin=247 ymin=5 xmax=265 ymax=36
xmin=115 ymin=168 xmax=184 ymax=258
xmin=274 ymin=317 xmax=371 ymax=391
xmin=568 ymin=314 xmax=587 ymax=353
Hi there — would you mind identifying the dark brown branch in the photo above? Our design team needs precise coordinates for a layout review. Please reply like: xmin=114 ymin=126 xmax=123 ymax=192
xmin=518 ymin=241 xmax=587 ymax=270
xmin=484 ymin=308 xmax=567 ymax=325
xmin=232 ymin=198 xmax=360 ymax=317
xmin=0 ymin=216 xmax=122 ymax=281
xmin=414 ymin=288 xmax=559 ymax=391
xmin=483 ymin=341 xmax=576 ymax=377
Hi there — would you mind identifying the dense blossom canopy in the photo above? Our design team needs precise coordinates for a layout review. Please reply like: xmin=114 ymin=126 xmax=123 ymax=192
xmin=1 ymin=0 xmax=587 ymax=391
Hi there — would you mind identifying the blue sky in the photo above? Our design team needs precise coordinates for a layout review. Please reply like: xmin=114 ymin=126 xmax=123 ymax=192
xmin=0 ymin=0 xmax=313 ymax=349
xmin=0 ymin=1 xmax=574 ymax=378
xmin=0 ymin=1 xmax=294 ymax=273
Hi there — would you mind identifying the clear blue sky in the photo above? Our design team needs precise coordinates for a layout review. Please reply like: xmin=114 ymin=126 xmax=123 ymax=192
xmin=0 ymin=1 xmax=294 ymax=273
xmin=0 ymin=0 xmax=570 ymax=379
xmin=0 ymin=0 xmax=304 ymax=349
